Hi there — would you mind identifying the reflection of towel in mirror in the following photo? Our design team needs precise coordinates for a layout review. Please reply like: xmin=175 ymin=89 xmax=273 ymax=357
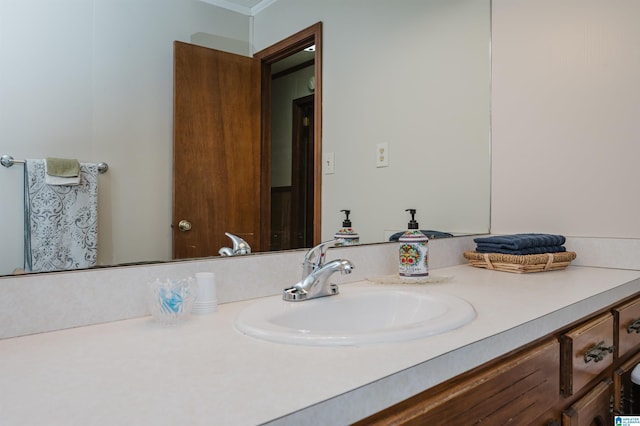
xmin=45 ymin=157 xmax=80 ymax=177
xmin=24 ymin=159 xmax=99 ymax=272
xmin=44 ymin=159 xmax=81 ymax=186
xmin=389 ymin=230 xmax=453 ymax=241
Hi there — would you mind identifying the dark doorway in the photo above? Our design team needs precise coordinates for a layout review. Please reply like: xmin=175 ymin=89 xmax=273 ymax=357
xmin=255 ymin=22 xmax=322 ymax=252
xmin=290 ymin=95 xmax=315 ymax=249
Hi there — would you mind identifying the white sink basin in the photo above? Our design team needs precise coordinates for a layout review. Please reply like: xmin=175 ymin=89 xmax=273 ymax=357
xmin=235 ymin=285 xmax=476 ymax=346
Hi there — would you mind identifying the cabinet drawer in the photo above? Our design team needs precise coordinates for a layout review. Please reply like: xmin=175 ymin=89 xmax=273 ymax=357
xmin=614 ymin=297 xmax=640 ymax=358
xmin=562 ymin=378 xmax=612 ymax=426
xmin=561 ymin=313 xmax=615 ymax=396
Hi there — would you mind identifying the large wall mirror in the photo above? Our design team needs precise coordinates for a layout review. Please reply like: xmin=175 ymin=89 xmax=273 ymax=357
xmin=0 ymin=0 xmax=491 ymax=277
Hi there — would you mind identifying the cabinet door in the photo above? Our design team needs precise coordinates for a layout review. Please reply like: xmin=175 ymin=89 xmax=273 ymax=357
xmin=614 ymin=297 xmax=640 ymax=359
xmin=354 ymin=339 xmax=559 ymax=425
xmin=613 ymin=352 xmax=640 ymax=415
xmin=561 ymin=313 xmax=615 ymax=396
xmin=562 ymin=379 xmax=612 ymax=426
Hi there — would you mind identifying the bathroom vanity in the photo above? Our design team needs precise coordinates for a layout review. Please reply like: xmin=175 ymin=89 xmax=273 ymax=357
xmin=1 ymin=262 xmax=639 ymax=425
xmin=356 ymin=285 xmax=640 ymax=425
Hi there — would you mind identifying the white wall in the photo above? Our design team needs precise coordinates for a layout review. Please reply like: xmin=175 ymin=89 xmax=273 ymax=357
xmin=492 ymin=0 xmax=640 ymax=237
xmin=0 ymin=0 xmax=249 ymax=274
xmin=253 ymin=0 xmax=492 ymax=243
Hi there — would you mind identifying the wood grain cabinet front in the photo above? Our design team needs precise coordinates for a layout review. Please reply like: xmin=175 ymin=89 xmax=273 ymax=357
xmin=561 ymin=313 xmax=615 ymax=396
xmin=354 ymin=339 xmax=559 ymax=426
xmin=613 ymin=352 xmax=640 ymax=415
xmin=614 ymin=297 xmax=640 ymax=359
xmin=562 ymin=379 xmax=613 ymax=426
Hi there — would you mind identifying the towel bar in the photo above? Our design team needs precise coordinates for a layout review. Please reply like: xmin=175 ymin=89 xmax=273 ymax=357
xmin=1 ymin=155 xmax=108 ymax=174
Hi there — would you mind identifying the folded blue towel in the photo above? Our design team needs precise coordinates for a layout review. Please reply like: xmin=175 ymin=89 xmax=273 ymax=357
xmin=474 ymin=233 xmax=566 ymax=250
xmin=389 ymin=230 xmax=453 ymax=242
xmin=475 ymin=245 xmax=567 ymax=255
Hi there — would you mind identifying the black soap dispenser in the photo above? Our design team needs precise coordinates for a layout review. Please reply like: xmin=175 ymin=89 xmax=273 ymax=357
xmin=334 ymin=209 xmax=359 ymax=246
xmin=398 ymin=209 xmax=429 ymax=279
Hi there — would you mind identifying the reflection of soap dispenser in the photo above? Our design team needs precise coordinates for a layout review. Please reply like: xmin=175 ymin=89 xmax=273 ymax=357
xmin=334 ymin=210 xmax=359 ymax=246
xmin=398 ymin=209 xmax=429 ymax=279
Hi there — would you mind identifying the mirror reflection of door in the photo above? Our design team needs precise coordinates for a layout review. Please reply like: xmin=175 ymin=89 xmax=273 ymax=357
xmin=172 ymin=23 xmax=322 ymax=258
xmin=256 ymin=23 xmax=322 ymax=252
xmin=269 ymin=60 xmax=316 ymax=250
xmin=172 ymin=42 xmax=261 ymax=260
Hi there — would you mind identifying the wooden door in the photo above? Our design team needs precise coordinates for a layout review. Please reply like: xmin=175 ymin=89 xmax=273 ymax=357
xmin=173 ymin=41 xmax=261 ymax=259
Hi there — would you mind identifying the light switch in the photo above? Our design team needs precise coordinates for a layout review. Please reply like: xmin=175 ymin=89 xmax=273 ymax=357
xmin=323 ymin=152 xmax=335 ymax=174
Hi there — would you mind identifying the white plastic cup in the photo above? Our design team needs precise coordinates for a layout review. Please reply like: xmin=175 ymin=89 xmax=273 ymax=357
xmin=195 ymin=272 xmax=217 ymax=302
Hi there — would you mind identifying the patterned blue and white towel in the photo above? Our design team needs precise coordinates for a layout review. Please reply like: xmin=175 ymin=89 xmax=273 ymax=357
xmin=24 ymin=159 xmax=98 ymax=272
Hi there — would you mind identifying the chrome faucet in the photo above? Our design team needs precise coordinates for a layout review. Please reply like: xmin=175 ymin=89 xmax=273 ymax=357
xmin=283 ymin=239 xmax=355 ymax=301
xmin=218 ymin=232 xmax=251 ymax=256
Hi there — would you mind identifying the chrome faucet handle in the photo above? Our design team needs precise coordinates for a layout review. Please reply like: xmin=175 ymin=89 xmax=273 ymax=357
xmin=302 ymin=239 xmax=344 ymax=277
xmin=218 ymin=232 xmax=251 ymax=256
xmin=227 ymin=232 xmax=251 ymax=255
xmin=285 ymin=258 xmax=354 ymax=302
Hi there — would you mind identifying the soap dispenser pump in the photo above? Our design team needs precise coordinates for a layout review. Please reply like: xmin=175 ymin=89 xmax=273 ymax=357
xmin=398 ymin=209 xmax=429 ymax=280
xmin=334 ymin=209 xmax=359 ymax=246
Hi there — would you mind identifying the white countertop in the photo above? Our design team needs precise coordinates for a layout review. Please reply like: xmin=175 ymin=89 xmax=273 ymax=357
xmin=1 ymin=264 xmax=639 ymax=426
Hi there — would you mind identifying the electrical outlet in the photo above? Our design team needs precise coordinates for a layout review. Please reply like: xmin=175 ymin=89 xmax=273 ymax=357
xmin=376 ymin=142 xmax=389 ymax=167
xmin=323 ymin=152 xmax=335 ymax=174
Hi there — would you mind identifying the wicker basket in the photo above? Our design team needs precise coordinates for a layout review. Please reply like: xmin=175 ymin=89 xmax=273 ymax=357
xmin=463 ymin=251 xmax=577 ymax=274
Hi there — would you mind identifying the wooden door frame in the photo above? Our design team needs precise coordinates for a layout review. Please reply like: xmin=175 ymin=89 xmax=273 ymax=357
xmin=254 ymin=22 xmax=322 ymax=251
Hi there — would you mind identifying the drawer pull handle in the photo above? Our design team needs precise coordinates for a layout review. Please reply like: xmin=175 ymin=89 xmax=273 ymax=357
xmin=627 ymin=319 xmax=640 ymax=334
xmin=584 ymin=341 xmax=615 ymax=363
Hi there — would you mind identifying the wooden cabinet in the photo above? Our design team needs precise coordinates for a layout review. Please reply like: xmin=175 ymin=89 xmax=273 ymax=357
xmin=356 ymin=293 xmax=640 ymax=425
xmin=562 ymin=379 xmax=613 ymax=426
xmin=561 ymin=313 xmax=615 ymax=396
xmin=613 ymin=352 xmax=640 ymax=415
xmin=613 ymin=298 xmax=640 ymax=415
xmin=614 ymin=298 xmax=640 ymax=358
xmin=354 ymin=339 xmax=560 ymax=425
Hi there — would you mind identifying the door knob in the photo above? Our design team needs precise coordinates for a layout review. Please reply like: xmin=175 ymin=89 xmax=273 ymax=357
xmin=178 ymin=220 xmax=192 ymax=232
